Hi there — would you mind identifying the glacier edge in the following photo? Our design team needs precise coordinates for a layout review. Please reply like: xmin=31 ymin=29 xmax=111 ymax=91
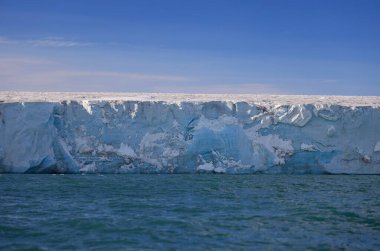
xmin=1 ymin=93 xmax=380 ymax=174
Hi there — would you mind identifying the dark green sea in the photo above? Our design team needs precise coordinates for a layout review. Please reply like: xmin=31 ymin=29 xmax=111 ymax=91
xmin=1 ymin=174 xmax=380 ymax=250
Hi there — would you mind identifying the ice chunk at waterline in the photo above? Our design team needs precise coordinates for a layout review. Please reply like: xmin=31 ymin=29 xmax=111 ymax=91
xmin=0 ymin=92 xmax=380 ymax=174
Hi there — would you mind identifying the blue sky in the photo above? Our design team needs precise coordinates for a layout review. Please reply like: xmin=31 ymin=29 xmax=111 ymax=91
xmin=0 ymin=0 xmax=379 ymax=95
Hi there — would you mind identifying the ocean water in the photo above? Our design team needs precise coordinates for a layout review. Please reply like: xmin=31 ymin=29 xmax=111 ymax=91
xmin=1 ymin=174 xmax=380 ymax=250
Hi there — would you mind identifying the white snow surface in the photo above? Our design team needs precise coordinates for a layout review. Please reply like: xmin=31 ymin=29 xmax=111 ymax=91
xmin=0 ymin=91 xmax=380 ymax=174
xmin=1 ymin=91 xmax=380 ymax=107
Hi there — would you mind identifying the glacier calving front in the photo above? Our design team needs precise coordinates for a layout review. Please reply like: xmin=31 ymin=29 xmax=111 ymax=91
xmin=1 ymin=95 xmax=380 ymax=174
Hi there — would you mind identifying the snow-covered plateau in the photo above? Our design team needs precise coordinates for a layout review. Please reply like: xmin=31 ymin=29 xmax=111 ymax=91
xmin=1 ymin=92 xmax=380 ymax=174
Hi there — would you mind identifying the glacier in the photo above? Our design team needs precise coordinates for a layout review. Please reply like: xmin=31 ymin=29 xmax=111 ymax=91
xmin=0 ymin=92 xmax=380 ymax=174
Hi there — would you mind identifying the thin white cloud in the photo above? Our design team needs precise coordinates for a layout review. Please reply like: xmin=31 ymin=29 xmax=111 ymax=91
xmin=0 ymin=57 xmax=283 ymax=94
xmin=145 ymin=82 xmax=284 ymax=94
xmin=0 ymin=57 xmax=53 ymax=66
xmin=0 ymin=36 xmax=16 ymax=44
xmin=0 ymin=36 xmax=93 ymax=48
xmin=13 ymin=70 xmax=191 ymax=85
xmin=0 ymin=57 xmax=192 ymax=91
xmin=45 ymin=70 xmax=190 ymax=82
xmin=321 ymin=79 xmax=339 ymax=84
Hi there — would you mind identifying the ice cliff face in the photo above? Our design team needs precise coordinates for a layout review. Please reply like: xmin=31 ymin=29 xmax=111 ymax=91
xmin=1 ymin=93 xmax=380 ymax=174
